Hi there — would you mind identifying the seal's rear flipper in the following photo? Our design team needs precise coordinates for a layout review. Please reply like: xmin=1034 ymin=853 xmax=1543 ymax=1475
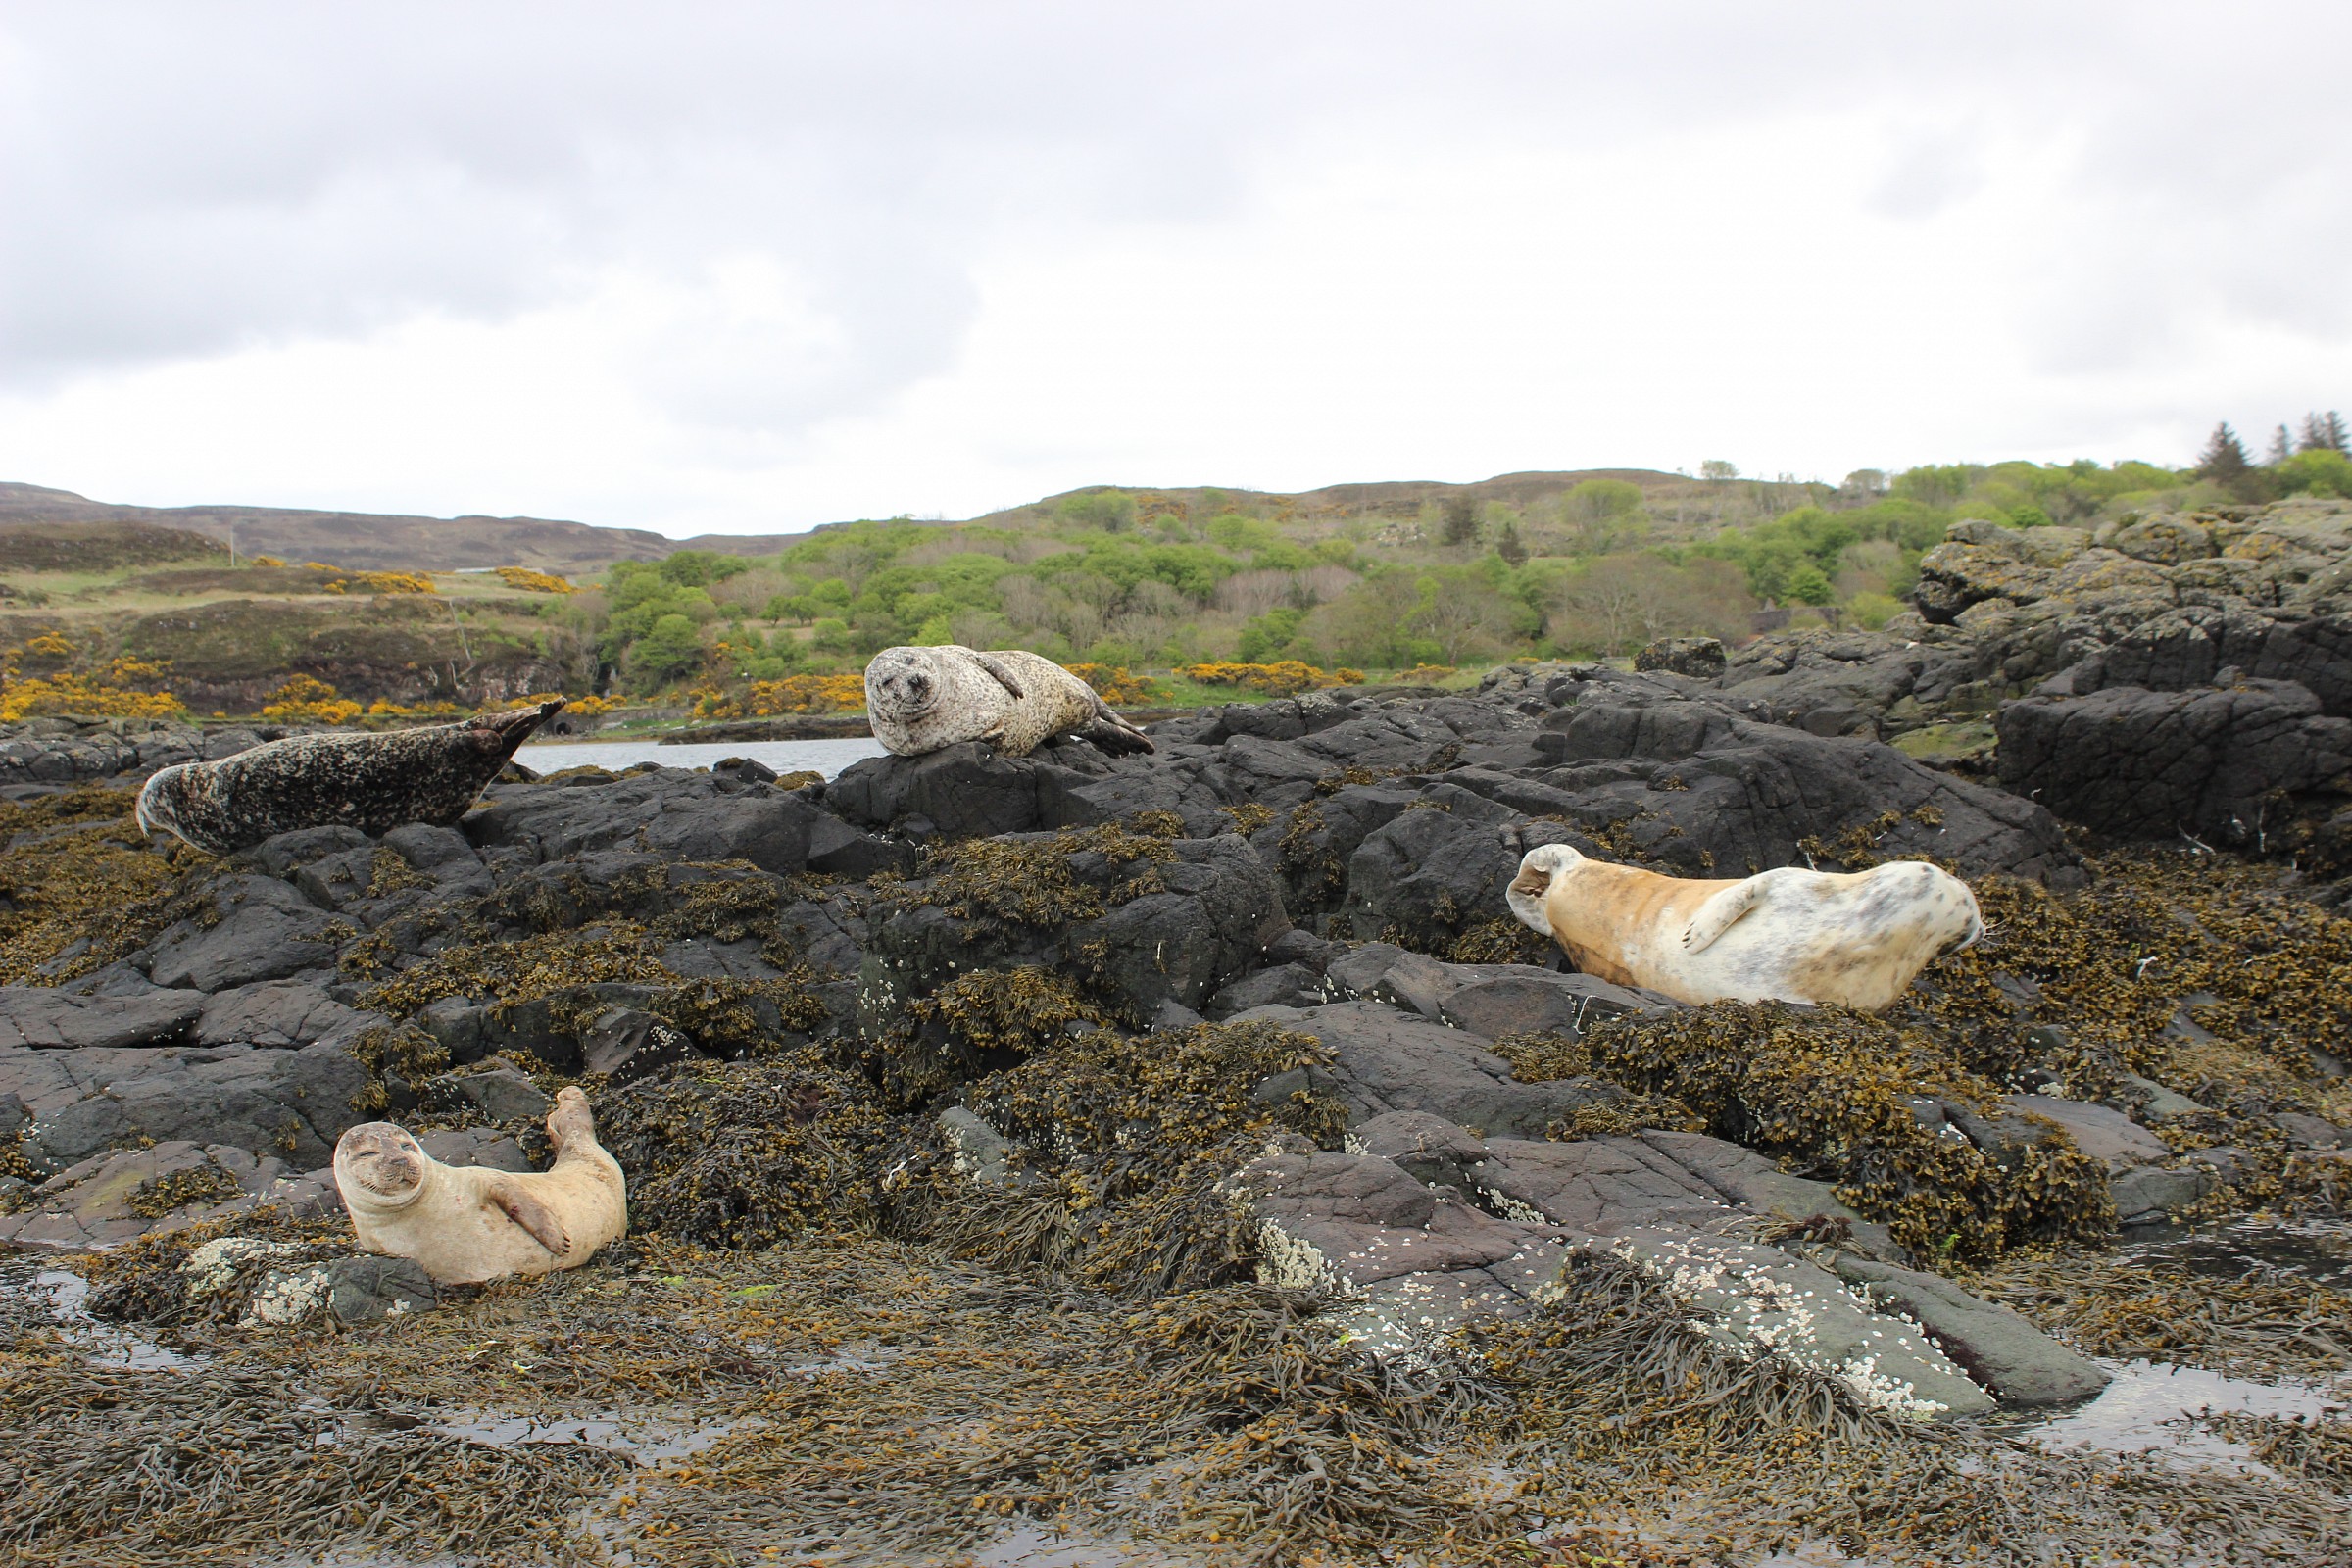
xmin=482 ymin=1174 xmax=571 ymax=1256
xmin=1082 ymin=713 xmax=1156 ymax=756
xmin=466 ymin=698 xmax=567 ymax=760
xmin=1682 ymin=878 xmax=1762 ymax=953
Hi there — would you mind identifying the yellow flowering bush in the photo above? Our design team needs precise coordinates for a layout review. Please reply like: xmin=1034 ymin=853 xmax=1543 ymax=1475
xmin=1178 ymin=661 xmax=1364 ymax=696
xmin=259 ymin=675 xmax=363 ymax=724
xmin=1065 ymin=663 xmax=1165 ymax=705
xmin=693 ymin=674 xmax=867 ymax=718
xmin=493 ymin=567 xmax=577 ymax=594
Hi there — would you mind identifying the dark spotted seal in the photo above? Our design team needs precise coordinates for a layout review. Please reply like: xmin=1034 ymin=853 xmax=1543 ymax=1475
xmin=864 ymin=646 xmax=1153 ymax=758
xmin=135 ymin=699 xmax=563 ymax=855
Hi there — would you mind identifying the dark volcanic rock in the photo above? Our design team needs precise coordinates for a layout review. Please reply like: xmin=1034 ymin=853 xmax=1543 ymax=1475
xmin=144 ymin=875 xmax=347 ymax=991
xmin=464 ymin=766 xmax=835 ymax=875
xmin=1238 ymin=1000 xmax=1625 ymax=1139
xmin=0 ymin=986 xmax=203 ymax=1051
xmin=1635 ymin=636 xmax=1728 ymax=678
xmin=1996 ymin=678 xmax=2352 ymax=846
xmin=1522 ymin=667 xmax=2082 ymax=883
xmin=20 ymin=1040 xmax=370 ymax=1172
xmin=327 ymin=1254 xmax=439 ymax=1324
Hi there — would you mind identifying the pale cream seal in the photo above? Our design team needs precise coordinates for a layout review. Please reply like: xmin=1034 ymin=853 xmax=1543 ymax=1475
xmin=332 ymin=1086 xmax=627 ymax=1286
xmin=1505 ymin=842 xmax=1983 ymax=1011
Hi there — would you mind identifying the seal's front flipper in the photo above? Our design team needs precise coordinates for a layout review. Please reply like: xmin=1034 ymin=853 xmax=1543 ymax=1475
xmin=972 ymin=652 xmax=1026 ymax=700
xmin=1681 ymin=879 xmax=1761 ymax=953
xmin=482 ymin=1175 xmax=571 ymax=1257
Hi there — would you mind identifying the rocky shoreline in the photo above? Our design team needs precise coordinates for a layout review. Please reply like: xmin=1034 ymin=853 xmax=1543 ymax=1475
xmin=4 ymin=499 xmax=2351 ymax=1565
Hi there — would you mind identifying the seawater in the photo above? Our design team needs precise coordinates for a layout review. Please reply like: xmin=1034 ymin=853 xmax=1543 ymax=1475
xmin=514 ymin=736 xmax=887 ymax=779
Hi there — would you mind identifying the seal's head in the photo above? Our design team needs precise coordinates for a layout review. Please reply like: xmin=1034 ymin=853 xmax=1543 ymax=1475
xmin=1505 ymin=842 xmax=1587 ymax=936
xmin=864 ymin=646 xmax=948 ymax=724
xmin=134 ymin=763 xmax=186 ymax=843
xmin=334 ymin=1121 xmax=431 ymax=1209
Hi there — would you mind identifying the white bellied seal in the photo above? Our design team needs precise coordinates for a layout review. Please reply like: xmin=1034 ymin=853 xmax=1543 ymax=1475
xmin=864 ymin=645 xmax=1154 ymax=758
xmin=331 ymin=1086 xmax=627 ymax=1286
xmin=136 ymin=699 xmax=563 ymax=855
xmin=1504 ymin=842 xmax=1984 ymax=1011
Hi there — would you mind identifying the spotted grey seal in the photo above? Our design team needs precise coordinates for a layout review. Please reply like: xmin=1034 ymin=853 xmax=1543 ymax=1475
xmin=864 ymin=645 xmax=1154 ymax=758
xmin=332 ymin=1086 xmax=626 ymax=1286
xmin=135 ymin=699 xmax=563 ymax=855
xmin=1505 ymin=842 xmax=1983 ymax=1011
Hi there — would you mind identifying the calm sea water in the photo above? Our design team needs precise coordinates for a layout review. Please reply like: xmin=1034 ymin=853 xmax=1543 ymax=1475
xmin=513 ymin=736 xmax=887 ymax=778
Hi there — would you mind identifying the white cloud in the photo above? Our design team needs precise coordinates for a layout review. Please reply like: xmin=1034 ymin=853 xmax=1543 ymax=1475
xmin=0 ymin=0 xmax=2345 ymax=533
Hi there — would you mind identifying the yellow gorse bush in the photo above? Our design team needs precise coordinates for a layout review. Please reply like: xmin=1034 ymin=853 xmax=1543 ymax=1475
xmin=259 ymin=674 xmax=363 ymax=724
xmin=0 ymin=651 xmax=186 ymax=721
xmin=693 ymin=674 xmax=868 ymax=718
xmin=1064 ymin=663 xmax=1165 ymax=705
xmin=1178 ymin=661 xmax=1365 ymax=696
xmin=493 ymin=566 xmax=577 ymax=594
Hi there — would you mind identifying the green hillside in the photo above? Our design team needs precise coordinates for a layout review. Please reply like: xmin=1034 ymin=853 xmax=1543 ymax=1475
xmin=7 ymin=442 xmax=2350 ymax=721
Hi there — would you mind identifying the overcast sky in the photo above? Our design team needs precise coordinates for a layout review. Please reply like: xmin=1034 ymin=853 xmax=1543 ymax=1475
xmin=1 ymin=2 xmax=2345 ymax=535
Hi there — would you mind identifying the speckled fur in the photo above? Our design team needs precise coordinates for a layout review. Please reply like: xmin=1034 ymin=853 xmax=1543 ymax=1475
xmin=333 ymin=1086 xmax=627 ymax=1287
xmin=1506 ymin=843 xmax=1983 ymax=1011
xmin=864 ymin=645 xmax=1153 ymax=758
xmin=135 ymin=700 xmax=562 ymax=855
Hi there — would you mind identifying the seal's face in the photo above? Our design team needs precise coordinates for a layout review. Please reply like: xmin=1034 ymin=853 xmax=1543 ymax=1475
xmin=865 ymin=648 xmax=944 ymax=719
xmin=334 ymin=1122 xmax=429 ymax=1207
xmin=134 ymin=765 xmax=184 ymax=841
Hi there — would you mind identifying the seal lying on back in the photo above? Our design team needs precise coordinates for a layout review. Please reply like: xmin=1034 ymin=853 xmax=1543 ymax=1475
xmin=864 ymin=645 xmax=1154 ymax=759
xmin=136 ymin=699 xmax=563 ymax=855
xmin=1505 ymin=842 xmax=1983 ymax=1012
xmin=332 ymin=1086 xmax=627 ymax=1286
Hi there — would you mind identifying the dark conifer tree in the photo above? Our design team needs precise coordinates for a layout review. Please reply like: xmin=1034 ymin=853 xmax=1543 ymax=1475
xmin=1440 ymin=494 xmax=1479 ymax=546
xmin=2265 ymin=424 xmax=2295 ymax=465
xmin=2196 ymin=421 xmax=2252 ymax=483
xmin=1496 ymin=518 xmax=1528 ymax=565
xmin=2300 ymin=410 xmax=2349 ymax=453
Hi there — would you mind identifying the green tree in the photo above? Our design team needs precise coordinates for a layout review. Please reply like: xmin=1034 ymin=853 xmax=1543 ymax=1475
xmin=1058 ymin=489 xmax=1138 ymax=532
xmin=1495 ymin=518 xmax=1529 ymax=566
xmin=2266 ymin=424 xmax=2296 ymax=466
xmin=2277 ymin=448 xmax=2352 ymax=497
xmin=1783 ymin=564 xmax=1835 ymax=606
xmin=1698 ymin=460 xmax=1740 ymax=482
xmin=2196 ymin=422 xmax=2252 ymax=486
xmin=1440 ymin=494 xmax=1480 ymax=546
xmin=2300 ymin=411 xmax=2349 ymax=453
xmin=627 ymin=612 xmax=706 ymax=687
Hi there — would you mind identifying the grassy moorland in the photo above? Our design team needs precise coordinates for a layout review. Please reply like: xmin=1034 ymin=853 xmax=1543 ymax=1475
xmin=5 ymin=436 xmax=2349 ymax=724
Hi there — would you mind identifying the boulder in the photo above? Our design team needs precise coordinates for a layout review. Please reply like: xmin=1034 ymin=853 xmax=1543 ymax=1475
xmin=194 ymin=981 xmax=375 ymax=1050
xmin=1635 ymin=636 xmax=1728 ymax=678
xmin=0 ymin=986 xmax=203 ymax=1051
xmin=1996 ymin=679 xmax=2352 ymax=848
xmin=144 ymin=876 xmax=347 ymax=991
xmin=20 ymin=1041 xmax=371 ymax=1172
xmin=464 ymin=766 xmax=835 ymax=874
xmin=420 ymin=1065 xmax=552 ymax=1125
xmin=1237 ymin=1001 xmax=1625 ymax=1140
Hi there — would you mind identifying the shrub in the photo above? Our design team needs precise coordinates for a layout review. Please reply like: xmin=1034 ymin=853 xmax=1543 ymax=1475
xmin=493 ymin=566 xmax=577 ymax=594
xmin=1064 ymin=663 xmax=1165 ymax=705
xmin=1178 ymin=661 xmax=1363 ymax=696
xmin=258 ymin=675 xmax=362 ymax=724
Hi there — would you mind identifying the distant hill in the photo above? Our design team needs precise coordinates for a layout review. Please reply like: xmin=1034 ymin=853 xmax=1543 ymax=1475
xmin=0 ymin=469 xmax=1721 ymax=577
xmin=0 ymin=482 xmax=817 ymax=575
